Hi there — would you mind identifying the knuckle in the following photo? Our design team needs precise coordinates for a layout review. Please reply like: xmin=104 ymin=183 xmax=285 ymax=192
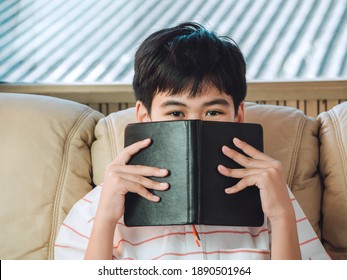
xmin=127 ymin=183 xmax=139 ymax=192
xmin=105 ymin=168 xmax=114 ymax=177
xmin=272 ymin=160 xmax=283 ymax=170
xmin=225 ymin=147 xmax=235 ymax=157
xmin=123 ymin=144 xmax=135 ymax=152
xmin=226 ymin=168 xmax=233 ymax=176
xmin=111 ymin=174 xmax=123 ymax=185
xmin=269 ymin=165 xmax=280 ymax=175
xmin=262 ymin=167 xmax=277 ymax=180
xmin=145 ymin=191 xmax=153 ymax=200
xmin=139 ymin=176 xmax=159 ymax=190
xmin=236 ymin=139 xmax=245 ymax=148
xmin=106 ymin=162 xmax=114 ymax=171
xmin=240 ymin=155 xmax=250 ymax=165
xmin=244 ymin=177 xmax=252 ymax=186
xmin=106 ymin=162 xmax=121 ymax=172
xmin=262 ymin=171 xmax=271 ymax=180
xmin=120 ymin=145 xmax=134 ymax=157
xmin=137 ymin=175 xmax=149 ymax=186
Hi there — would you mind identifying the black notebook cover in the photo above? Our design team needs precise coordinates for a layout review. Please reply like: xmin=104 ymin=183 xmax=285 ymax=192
xmin=124 ymin=120 xmax=264 ymax=227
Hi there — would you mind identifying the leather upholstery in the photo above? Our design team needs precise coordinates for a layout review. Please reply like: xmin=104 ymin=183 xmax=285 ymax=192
xmin=0 ymin=91 xmax=346 ymax=260
xmin=245 ymin=103 xmax=322 ymax=238
xmin=318 ymin=102 xmax=347 ymax=260
xmin=0 ymin=93 xmax=103 ymax=259
xmin=92 ymin=107 xmax=136 ymax=186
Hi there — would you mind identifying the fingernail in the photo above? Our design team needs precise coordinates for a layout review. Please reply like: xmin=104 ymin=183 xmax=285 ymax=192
xmin=233 ymin=137 xmax=241 ymax=144
xmin=225 ymin=187 xmax=235 ymax=194
xmin=156 ymin=169 xmax=168 ymax=176
xmin=218 ymin=165 xmax=226 ymax=171
xmin=159 ymin=182 xmax=169 ymax=189
xmin=222 ymin=145 xmax=231 ymax=152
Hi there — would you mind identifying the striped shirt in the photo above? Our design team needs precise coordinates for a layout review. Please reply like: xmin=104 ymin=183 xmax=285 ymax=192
xmin=54 ymin=186 xmax=330 ymax=260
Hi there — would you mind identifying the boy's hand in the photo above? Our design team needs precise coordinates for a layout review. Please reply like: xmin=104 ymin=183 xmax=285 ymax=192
xmin=218 ymin=137 xmax=294 ymax=223
xmin=97 ymin=138 xmax=169 ymax=224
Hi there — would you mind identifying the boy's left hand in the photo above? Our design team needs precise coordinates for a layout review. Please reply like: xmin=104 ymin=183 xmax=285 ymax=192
xmin=217 ymin=137 xmax=294 ymax=223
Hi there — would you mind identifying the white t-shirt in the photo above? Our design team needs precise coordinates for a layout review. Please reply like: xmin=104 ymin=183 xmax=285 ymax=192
xmin=54 ymin=186 xmax=330 ymax=260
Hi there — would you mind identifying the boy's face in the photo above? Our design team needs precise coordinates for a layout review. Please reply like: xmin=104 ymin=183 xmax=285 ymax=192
xmin=136 ymin=84 xmax=244 ymax=123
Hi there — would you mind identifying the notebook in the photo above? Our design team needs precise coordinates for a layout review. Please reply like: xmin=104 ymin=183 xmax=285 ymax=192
xmin=124 ymin=120 xmax=264 ymax=227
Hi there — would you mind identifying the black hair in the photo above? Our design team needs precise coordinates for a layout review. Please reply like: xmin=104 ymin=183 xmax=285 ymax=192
xmin=133 ymin=22 xmax=247 ymax=113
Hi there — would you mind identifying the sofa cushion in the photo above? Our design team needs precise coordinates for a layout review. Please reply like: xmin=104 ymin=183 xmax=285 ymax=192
xmin=91 ymin=102 xmax=322 ymax=239
xmin=318 ymin=102 xmax=347 ymax=260
xmin=92 ymin=107 xmax=136 ymax=185
xmin=245 ymin=103 xmax=322 ymax=238
xmin=0 ymin=93 xmax=103 ymax=259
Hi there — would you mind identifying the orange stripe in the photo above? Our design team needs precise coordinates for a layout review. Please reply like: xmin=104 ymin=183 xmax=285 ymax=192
xmin=113 ymin=228 xmax=269 ymax=249
xmin=117 ymin=221 xmax=268 ymax=238
xmin=151 ymin=249 xmax=271 ymax=260
xmin=201 ymin=228 xmax=269 ymax=237
xmin=296 ymin=217 xmax=308 ymax=223
xmin=120 ymin=249 xmax=270 ymax=260
xmin=54 ymin=244 xmax=81 ymax=250
xmin=89 ymin=218 xmax=136 ymax=225
xmin=62 ymin=223 xmax=90 ymax=239
xmin=117 ymin=221 xmax=128 ymax=227
xmin=54 ymin=244 xmax=73 ymax=249
xmin=82 ymin=198 xmax=93 ymax=204
xmin=114 ymin=232 xmax=187 ymax=249
xmin=300 ymin=236 xmax=319 ymax=246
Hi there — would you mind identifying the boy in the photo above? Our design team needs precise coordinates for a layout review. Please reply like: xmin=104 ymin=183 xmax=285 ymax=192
xmin=55 ymin=22 xmax=329 ymax=260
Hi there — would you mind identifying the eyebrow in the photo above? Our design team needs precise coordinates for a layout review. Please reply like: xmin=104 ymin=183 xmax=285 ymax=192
xmin=160 ymin=98 xmax=230 ymax=108
xmin=202 ymin=98 xmax=230 ymax=107
xmin=160 ymin=100 xmax=188 ymax=108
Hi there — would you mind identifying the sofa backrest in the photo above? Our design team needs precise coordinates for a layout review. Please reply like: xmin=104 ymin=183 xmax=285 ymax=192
xmin=2 ymin=92 xmax=346 ymax=260
xmin=318 ymin=102 xmax=347 ymax=260
xmin=91 ymin=102 xmax=323 ymax=238
xmin=0 ymin=93 xmax=103 ymax=259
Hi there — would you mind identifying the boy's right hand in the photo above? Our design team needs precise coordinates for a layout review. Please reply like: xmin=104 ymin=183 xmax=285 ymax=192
xmin=96 ymin=138 xmax=169 ymax=225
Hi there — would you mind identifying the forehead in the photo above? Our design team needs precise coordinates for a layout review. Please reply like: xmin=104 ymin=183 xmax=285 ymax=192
xmin=152 ymin=85 xmax=235 ymax=108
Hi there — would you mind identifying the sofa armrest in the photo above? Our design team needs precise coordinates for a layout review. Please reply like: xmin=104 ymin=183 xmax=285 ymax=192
xmin=0 ymin=93 xmax=103 ymax=259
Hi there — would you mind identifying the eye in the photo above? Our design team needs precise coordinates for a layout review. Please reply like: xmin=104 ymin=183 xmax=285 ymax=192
xmin=169 ymin=111 xmax=184 ymax=117
xmin=206 ymin=110 xmax=222 ymax=116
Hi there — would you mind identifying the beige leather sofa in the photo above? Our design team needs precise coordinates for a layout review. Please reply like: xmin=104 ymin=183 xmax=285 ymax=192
xmin=0 ymin=92 xmax=346 ymax=260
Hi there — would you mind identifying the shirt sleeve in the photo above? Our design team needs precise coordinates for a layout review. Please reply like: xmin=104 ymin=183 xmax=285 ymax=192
xmin=54 ymin=186 xmax=102 ymax=260
xmin=287 ymin=187 xmax=331 ymax=260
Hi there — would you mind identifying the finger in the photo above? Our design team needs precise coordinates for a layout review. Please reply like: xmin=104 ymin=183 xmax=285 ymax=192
xmin=225 ymin=176 xmax=257 ymax=194
xmin=218 ymin=164 xmax=264 ymax=179
xmin=233 ymin=137 xmax=271 ymax=161
xmin=124 ymin=177 xmax=167 ymax=202
xmin=109 ymin=164 xmax=169 ymax=177
xmin=115 ymin=138 xmax=152 ymax=165
xmin=110 ymin=173 xmax=167 ymax=202
xmin=130 ymin=184 xmax=162 ymax=202
xmin=222 ymin=145 xmax=265 ymax=168
xmin=118 ymin=172 xmax=169 ymax=191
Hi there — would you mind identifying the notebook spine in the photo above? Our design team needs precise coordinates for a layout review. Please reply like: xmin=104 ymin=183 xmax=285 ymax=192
xmin=187 ymin=121 xmax=199 ymax=224
xmin=196 ymin=120 xmax=202 ymax=224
